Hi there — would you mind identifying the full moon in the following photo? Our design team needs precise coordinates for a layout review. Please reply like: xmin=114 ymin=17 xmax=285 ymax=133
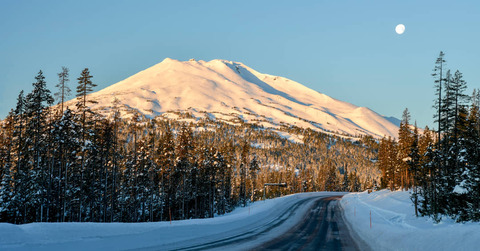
xmin=395 ymin=24 xmax=405 ymax=34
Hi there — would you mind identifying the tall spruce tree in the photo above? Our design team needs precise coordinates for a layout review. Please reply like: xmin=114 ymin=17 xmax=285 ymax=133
xmin=75 ymin=68 xmax=97 ymax=221
xmin=175 ymin=124 xmax=194 ymax=219
xmin=432 ymin=51 xmax=446 ymax=151
xmin=0 ymin=113 xmax=15 ymax=222
xmin=24 ymin=71 xmax=54 ymax=222
xmin=239 ymin=140 xmax=249 ymax=206
xmin=249 ymin=154 xmax=260 ymax=201
xmin=408 ymin=122 xmax=421 ymax=217
xmin=398 ymin=108 xmax=413 ymax=189
xmin=55 ymin=66 xmax=70 ymax=113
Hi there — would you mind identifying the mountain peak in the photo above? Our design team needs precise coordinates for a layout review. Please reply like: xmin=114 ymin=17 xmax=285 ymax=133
xmin=74 ymin=58 xmax=399 ymax=138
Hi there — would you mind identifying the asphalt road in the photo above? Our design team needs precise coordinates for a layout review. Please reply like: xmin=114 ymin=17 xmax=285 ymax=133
xmin=163 ymin=195 xmax=367 ymax=251
xmin=255 ymin=196 xmax=363 ymax=251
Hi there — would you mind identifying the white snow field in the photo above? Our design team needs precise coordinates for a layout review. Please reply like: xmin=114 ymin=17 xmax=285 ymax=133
xmin=0 ymin=192 xmax=345 ymax=251
xmin=64 ymin=58 xmax=399 ymax=139
xmin=340 ymin=190 xmax=480 ymax=251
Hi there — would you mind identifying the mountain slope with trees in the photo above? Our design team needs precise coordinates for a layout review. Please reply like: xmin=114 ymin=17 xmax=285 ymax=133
xmin=0 ymin=66 xmax=378 ymax=224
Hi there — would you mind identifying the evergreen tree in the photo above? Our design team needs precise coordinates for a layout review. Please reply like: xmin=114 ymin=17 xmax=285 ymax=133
xmin=450 ymin=70 xmax=469 ymax=168
xmin=75 ymin=68 xmax=97 ymax=221
xmin=432 ymin=51 xmax=446 ymax=152
xmin=408 ymin=123 xmax=421 ymax=217
xmin=249 ymin=154 xmax=260 ymax=201
xmin=398 ymin=108 xmax=413 ymax=189
xmin=324 ymin=160 xmax=338 ymax=191
xmin=50 ymin=108 xmax=81 ymax=222
xmin=175 ymin=124 xmax=194 ymax=219
xmin=0 ymin=113 xmax=15 ymax=222
xmin=239 ymin=140 xmax=249 ymax=206
xmin=342 ymin=164 xmax=350 ymax=192
xmin=378 ymin=136 xmax=399 ymax=190
xmin=24 ymin=71 xmax=54 ymax=222
xmin=157 ymin=121 xmax=175 ymax=221
xmin=351 ymin=170 xmax=362 ymax=192
xmin=55 ymin=66 xmax=70 ymax=113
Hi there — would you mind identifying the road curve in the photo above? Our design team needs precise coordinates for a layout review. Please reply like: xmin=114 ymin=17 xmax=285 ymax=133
xmin=255 ymin=196 xmax=363 ymax=251
xmin=155 ymin=194 xmax=366 ymax=251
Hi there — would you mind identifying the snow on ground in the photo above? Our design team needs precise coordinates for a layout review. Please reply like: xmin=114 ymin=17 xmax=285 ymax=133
xmin=340 ymin=190 xmax=480 ymax=251
xmin=5 ymin=190 xmax=475 ymax=250
xmin=0 ymin=192 xmax=341 ymax=251
xmin=274 ymin=130 xmax=304 ymax=144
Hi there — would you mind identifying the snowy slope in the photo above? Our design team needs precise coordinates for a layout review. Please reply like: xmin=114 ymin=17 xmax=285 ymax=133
xmin=66 ymin=58 xmax=399 ymax=138
xmin=340 ymin=190 xmax=480 ymax=251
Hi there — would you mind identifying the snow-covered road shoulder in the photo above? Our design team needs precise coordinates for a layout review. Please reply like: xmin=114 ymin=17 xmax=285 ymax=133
xmin=340 ymin=190 xmax=480 ymax=251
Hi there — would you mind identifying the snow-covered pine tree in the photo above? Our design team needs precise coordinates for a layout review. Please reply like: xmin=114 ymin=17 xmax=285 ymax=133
xmin=213 ymin=149 xmax=228 ymax=215
xmin=452 ymin=95 xmax=480 ymax=221
xmin=398 ymin=108 xmax=413 ymax=189
xmin=324 ymin=160 xmax=338 ymax=191
xmin=175 ymin=124 xmax=194 ymax=219
xmin=24 ymin=71 xmax=54 ymax=223
xmin=249 ymin=153 xmax=260 ymax=202
xmin=239 ymin=140 xmax=249 ymax=207
xmin=0 ymin=112 xmax=15 ymax=222
xmin=218 ymin=139 xmax=234 ymax=214
xmin=74 ymin=68 xmax=98 ymax=222
xmin=351 ymin=170 xmax=361 ymax=192
xmin=342 ymin=164 xmax=349 ymax=192
xmin=408 ymin=122 xmax=421 ymax=217
xmin=463 ymin=100 xmax=480 ymax=221
xmin=156 ymin=121 xmax=175 ymax=221
xmin=50 ymin=108 xmax=81 ymax=222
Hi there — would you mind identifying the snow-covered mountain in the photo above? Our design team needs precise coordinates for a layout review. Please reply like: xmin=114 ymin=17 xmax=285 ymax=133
xmin=72 ymin=58 xmax=399 ymax=138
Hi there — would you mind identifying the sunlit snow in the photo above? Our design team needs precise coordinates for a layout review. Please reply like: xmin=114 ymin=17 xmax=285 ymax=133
xmin=63 ymin=58 xmax=399 ymax=138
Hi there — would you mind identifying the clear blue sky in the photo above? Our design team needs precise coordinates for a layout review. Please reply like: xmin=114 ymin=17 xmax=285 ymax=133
xmin=1 ymin=0 xmax=479 ymax=128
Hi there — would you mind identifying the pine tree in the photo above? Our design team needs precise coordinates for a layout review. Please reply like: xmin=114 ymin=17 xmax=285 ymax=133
xmin=378 ymin=136 xmax=399 ymax=190
xmin=249 ymin=154 xmax=260 ymax=201
xmin=75 ymin=68 xmax=97 ymax=222
xmin=239 ymin=140 xmax=249 ymax=206
xmin=464 ymin=102 xmax=480 ymax=220
xmin=55 ymin=66 xmax=70 ymax=113
xmin=24 ymin=71 xmax=54 ymax=222
xmin=157 ymin=121 xmax=175 ymax=221
xmin=398 ymin=108 xmax=413 ymax=189
xmin=50 ymin=108 xmax=81 ymax=222
xmin=342 ymin=164 xmax=350 ymax=192
xmin=351 ymin=170 xmax=362 ymax=192
xmin=213 ymin=149 xmax=228 ymax=215
xmin=0 ymin=113 xmax=15 ymax=222
xmin=432 ymin=51 xmax=446 ymax=151
xmin=408 ymin=122 xmax=421 ymax=217
xmin=324 ymin=160 xmax=338 ymax=191
xmin=175 ymin=124 xmax=194 ymax=219
xmin=450 ymin=70 xmax=469 ymax=168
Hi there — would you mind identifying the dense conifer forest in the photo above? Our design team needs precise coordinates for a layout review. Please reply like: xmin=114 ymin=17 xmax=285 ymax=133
xmin=0 ymin=68 xmax=374 ymax=224
xmin=378 ymin=52 xmax=480 ymax=222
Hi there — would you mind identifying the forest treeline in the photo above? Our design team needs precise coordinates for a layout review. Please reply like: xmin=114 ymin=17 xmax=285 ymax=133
xmin=378 ymin=51 xmax=480 ymax=222
xmin=0 ymin=68 xmax=375 ymax=224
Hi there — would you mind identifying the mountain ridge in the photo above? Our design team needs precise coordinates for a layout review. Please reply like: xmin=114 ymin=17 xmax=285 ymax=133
xmin=67 ymin=58 xmax=399 ymax=138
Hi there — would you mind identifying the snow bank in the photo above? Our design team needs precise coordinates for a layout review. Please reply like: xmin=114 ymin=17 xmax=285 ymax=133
xmin=340 ymin=190 xmax=480 ymax=251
